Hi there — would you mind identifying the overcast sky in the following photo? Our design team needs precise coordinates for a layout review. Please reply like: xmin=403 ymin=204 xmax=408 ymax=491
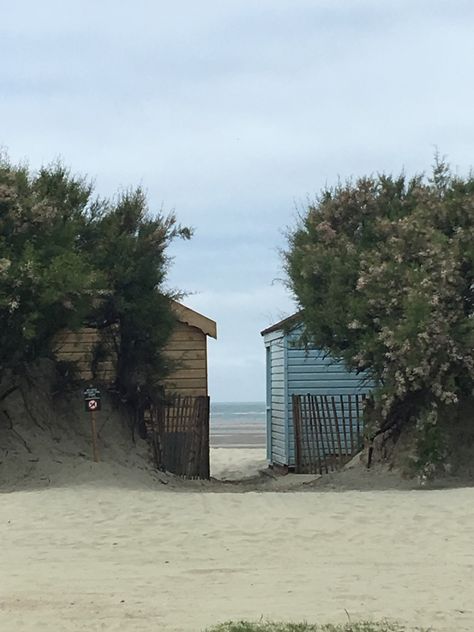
xmin=2 ymin=1 xmax=474 ymax=401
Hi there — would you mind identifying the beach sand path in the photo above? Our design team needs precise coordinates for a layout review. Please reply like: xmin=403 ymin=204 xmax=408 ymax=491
xmin=1 ymin=485 xmax=473 ymax=632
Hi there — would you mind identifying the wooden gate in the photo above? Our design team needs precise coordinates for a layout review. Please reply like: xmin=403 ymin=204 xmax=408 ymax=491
xmin=149 ymin=395 xmax=210 ymax=479
xmin=292 ymin=393 xmax=366 ymax=474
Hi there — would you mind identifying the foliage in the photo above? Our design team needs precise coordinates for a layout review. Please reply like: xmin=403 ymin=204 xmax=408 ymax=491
xmin=0 ymin=158 xmax=97 ymax=368
xmin=285 ymin=158 xmax=474 ymax=473
xmin=85 ymin=187 xmax=191 ymax=406
xmin=205 ymin=620 xmax=427 ymax=632
xmin=0 ymin=154 xmax=190 ymax=405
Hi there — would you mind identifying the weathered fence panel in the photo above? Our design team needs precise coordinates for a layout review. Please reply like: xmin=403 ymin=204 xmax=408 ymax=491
xmin=292 ymin=393 xmax=366 ymax=474
xmin=149 ymin=394 xmax=210 ymax=479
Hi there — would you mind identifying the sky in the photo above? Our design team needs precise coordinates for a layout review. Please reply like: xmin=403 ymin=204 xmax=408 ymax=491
xmin=2 ymin=0 xmax=474 ymax=401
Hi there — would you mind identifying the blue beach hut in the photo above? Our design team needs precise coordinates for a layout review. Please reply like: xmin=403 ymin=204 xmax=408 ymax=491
xmin=261 ymin=314 xmax=372 ymax=470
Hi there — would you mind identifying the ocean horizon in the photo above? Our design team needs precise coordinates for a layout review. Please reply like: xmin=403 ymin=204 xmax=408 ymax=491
xmin=210 ymin=401 xmax=266 ymax=448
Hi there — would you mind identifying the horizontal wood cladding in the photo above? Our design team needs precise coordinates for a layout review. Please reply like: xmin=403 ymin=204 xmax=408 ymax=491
xmin=164 ymin=324 xmax=208 ymax=396
xmin=53 ymin=319 xmax=210 ymax=396
xmin=268 ymin=334 xmax=286 ymax=464
xmin=166 ymin=368 xmax=207 ymax=380
xmin=54 ymin=328 xmax=102 ymax=346
xmin=164 ymin=376 xmax=207 ymax=388
xmin=167 ymin=386 xmax=208 ymax=397
xmin=165 ymin=349 xmax=206 ymax=361
xmin=53 ymin=326 xmax=118 ymax=382
xmin=163 ymin=376 xmax=207 ymax=396
xmin=168 ymin=359 xmax=206 ymax=372
xmin=168 ymin=323 xmax=205 ymax=342
xmin=163 ymin=340 xmax=208 ymax=352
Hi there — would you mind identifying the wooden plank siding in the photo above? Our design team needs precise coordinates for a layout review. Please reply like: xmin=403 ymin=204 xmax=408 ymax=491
xmin=265 ymin=332 xmax=287 ymax=466
xmin=163 ymin=323 xmax=208 ymax=397
xmin=285 ymin=328 xmax=372 ymax=467
xmin=52 ymin=326 xmax=118 ymax=382
xmin=263 ymin=320 xmax=372 ymax=469
xmin=52 ymin=304 xmax=216 ymax=399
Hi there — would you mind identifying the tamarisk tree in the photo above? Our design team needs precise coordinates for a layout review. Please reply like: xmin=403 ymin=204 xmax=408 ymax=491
xmin=0 ymin=154 xmax=190 ymax=406
xmin=285 ymin=159 xmax=474 ymax=474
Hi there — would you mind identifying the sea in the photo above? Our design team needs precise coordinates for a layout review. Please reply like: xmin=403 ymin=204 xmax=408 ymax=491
xmin=210 ymin=401 xmax=266 ymax=448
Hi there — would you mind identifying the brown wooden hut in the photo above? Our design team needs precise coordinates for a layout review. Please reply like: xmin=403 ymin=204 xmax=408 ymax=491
xmin=53 ymin=301 xmax=217 ymax=396
xmin=52 ymin=302 xmax=216 ymax=478
xmin=163 ymin=301 xmax=217 ymax=397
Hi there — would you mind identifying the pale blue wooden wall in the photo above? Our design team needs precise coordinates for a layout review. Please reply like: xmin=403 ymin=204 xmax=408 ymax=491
xmin=264 ymin=324 xmax=371 ymax=467
xmin=265 ymin=330 xmax=287 ymax=465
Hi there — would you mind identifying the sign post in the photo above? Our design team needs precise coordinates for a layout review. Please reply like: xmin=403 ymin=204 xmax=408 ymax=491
xmin=83 ymin=387 xmax=101 ymax=463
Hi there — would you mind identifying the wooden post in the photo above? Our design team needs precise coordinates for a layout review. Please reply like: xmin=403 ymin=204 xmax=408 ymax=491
xmin=332 ymin=396 xmax=344 ymax=468
xmin=355 ymin=394 xmax=361 ymax=449
xmin=309 ymin=395 xmax=323 ymax=475
xmin=324 ymin=396 xmax=337 ymax=471
xmin=340 ymin=394 xmax=348 ymax=458
xmin=90 ymin=409 xmax=100 ymax=463
xmin=348 ymin=395 xmax=354 ymax=455
xmin=302 ymin=395 xmax=311 ymax=473
xmin=292 ymin=395 xmax=302 ymax=473
xmin=315 ymin=396 xmax=329 ymax=474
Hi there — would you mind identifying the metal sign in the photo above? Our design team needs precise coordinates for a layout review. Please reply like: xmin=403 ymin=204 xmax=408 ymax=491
xmin=85 ymin=398 xmax=101 ymax=412
xmin=83 ymin=387 xmax=101 ymax=400
xmin=84 ymin=387 xmax=101 ymax=412
xmin=83 ymin=386 xmax=101 ymax=462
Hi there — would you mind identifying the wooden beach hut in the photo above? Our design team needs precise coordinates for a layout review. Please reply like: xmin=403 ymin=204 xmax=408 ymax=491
xmin=261 ymin=314 xmax=371 ymax=472
xmin=53 ymin=300 xmax=217 ymax=394
xmin=163 ymin=301 xmax=217 ymax=397
xmin=53 ymin=302 xmax=217 ymax=478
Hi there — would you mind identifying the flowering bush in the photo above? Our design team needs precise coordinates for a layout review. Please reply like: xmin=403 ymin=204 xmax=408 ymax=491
xmin=285 ymin=159 xmax=474 ymax=473
xmin=0 ymin=154 xmax=190 ymax=405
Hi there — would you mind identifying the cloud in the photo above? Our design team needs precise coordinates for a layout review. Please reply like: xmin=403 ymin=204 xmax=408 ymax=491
xmin=182 ymin=286 xmax=295 ymax=401
xmin=2 ymin=0 xmax=474 ymax=399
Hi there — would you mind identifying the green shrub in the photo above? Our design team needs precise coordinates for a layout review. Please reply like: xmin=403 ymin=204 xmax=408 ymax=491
xmin=0 ymin=154 xmax=190 ymax=407
xmin=285 ymin=157 xmax=474 ymax=474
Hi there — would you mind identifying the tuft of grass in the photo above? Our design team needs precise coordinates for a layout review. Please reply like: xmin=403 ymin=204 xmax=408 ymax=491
xmin=205 ymin=621 xmax=429 ymax=632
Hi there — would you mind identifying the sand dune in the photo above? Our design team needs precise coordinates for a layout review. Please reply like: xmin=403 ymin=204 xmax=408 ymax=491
xmin=1 ymin=391 xmax=472 ymax=632
xmin=211 ymin=447 xmax=268 ymax=480
xmin=1 ymin=466 xmax=474 ymax=632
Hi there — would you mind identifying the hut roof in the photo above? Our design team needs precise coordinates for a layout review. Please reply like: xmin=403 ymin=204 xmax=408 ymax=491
xmin=171 ymin=301 xmax=217 ymax=339
xmin=260 ymin=312 xmax=302 ymax=336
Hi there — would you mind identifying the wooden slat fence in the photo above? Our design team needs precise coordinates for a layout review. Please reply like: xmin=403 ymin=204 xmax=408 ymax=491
xmin=149 ymin=394 xmax=210 ymax=479
xmin=292 ymin=393 xmax=366 ymax=474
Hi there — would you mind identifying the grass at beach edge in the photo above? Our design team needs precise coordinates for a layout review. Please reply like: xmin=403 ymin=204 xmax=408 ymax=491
xmin=205 ymin=621 xmax=430 ymax=632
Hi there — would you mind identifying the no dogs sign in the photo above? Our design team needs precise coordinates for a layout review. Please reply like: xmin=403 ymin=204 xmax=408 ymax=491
xmin=83 ymin=387 xmax=102 ymax=413
xmin=83 ymin=387 xmax=101 ymax=463
xmin=86 ymin=399 xmax=100 ymax=411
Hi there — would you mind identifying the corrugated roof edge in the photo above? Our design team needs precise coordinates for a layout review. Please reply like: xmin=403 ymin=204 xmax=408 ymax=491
xmin=260 ymin=312 xmax=302 ymax=336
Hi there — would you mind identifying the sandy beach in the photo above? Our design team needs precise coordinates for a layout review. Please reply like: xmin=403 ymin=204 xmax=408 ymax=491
xmin=1 ymin=453 xmax=474 ymax=632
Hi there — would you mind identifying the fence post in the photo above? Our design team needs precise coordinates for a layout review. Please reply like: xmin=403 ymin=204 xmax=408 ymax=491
xmin=309 ymin=395 xmax=323 ymax=474
xmin=348 ymin=395 xmax=354 ymax=455
xmin=292 ymin=394 xmax=302 ymax=473
xmin=339 ymin=394 xmax=348 ymax=457
xmin=314 ymin=396 xmax=329 ymax=474
xmin=331 ymin=396 xmax=344 ymax=468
